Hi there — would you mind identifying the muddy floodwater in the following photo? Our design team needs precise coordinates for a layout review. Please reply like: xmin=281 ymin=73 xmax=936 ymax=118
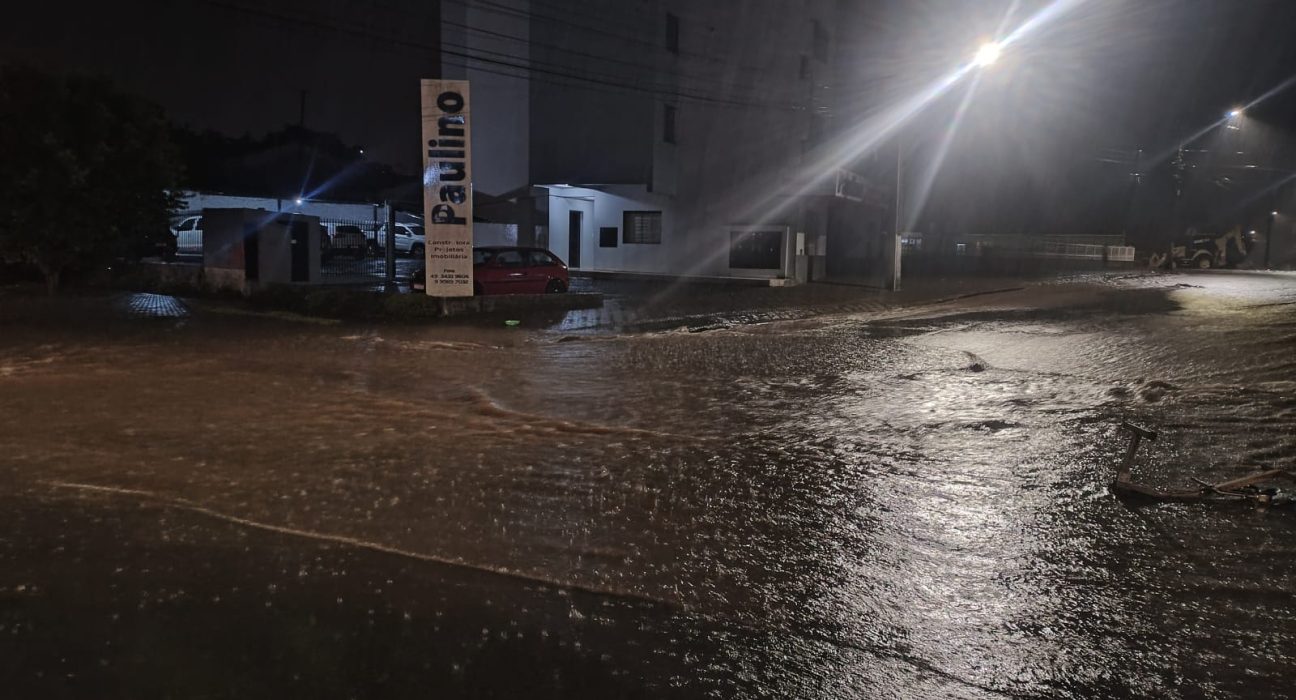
xmin=2 ymin=272 xmax=1295 ymax=698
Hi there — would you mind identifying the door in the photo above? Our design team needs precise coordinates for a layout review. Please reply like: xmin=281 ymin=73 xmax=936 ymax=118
xmin=568 ymin=210 xmax=582 ymax=268
xmin=288 ymin=219 xmax=310 ymax=282
xmin=491 ymin=249 xmax=528 ymax=293
xmin=243 ymin=223 xmax=259 ymax=282
xmin=524 ymin=249 xmax=559 ymax=293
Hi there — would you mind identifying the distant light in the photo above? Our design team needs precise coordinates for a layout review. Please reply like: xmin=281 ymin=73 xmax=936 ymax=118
xmin=358 ymin=148 xmax=365 ymax=155
xmin=1250 ymin=230 xmax=1257 ymax=235
xmin=1273 ymin=211 xmax=1280 ymax=216
xmin=1228 ymin=108 xmax=1243 ymax=119
xmin=974 ymin=42 xmax=1002 ymax=67
xmin=295 ymin=198 xmax=304 ymax=205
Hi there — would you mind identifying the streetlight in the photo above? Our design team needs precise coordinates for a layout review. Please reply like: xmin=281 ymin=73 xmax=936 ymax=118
xmin=974 ymin=42 xmax=1003 ymax=68
xmin=1266 ymin=211 xmax=1278 ymax=268
xmin=892 ymin=41 xmax=1003 ymax=288
xmin=1228 ymin=108 xmax=1243 ymax=119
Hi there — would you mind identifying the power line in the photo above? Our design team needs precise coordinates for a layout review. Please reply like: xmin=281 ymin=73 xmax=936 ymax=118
xmin=350 ymin=0 xmax=781 ymax=94
xmin=206 ymin=0 xmax=807 ymax=112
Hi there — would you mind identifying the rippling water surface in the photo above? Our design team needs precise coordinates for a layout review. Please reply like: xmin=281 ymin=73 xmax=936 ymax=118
xmin=2 ymin=272 xmax=1294 ymax=698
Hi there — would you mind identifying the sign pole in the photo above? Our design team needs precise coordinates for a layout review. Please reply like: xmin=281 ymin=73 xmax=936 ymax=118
xmin=420 ymin=80 xmax=473 ymax=296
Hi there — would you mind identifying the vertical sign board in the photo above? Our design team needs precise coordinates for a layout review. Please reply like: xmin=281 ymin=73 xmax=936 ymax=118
xmin=420 ymin=80 xmax=473 ymax=296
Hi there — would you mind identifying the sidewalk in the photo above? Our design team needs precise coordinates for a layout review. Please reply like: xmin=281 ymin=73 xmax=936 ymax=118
xmin=559 ymin=274 xmax=1036 ymax=333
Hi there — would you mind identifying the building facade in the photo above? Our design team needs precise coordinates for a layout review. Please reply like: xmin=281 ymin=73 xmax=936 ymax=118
xmin=441 ymin=0 xmax=886 ymax=281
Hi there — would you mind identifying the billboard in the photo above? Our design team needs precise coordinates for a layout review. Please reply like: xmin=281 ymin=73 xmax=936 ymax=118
xmin=420 ymin=79 xmax=473 ymax=296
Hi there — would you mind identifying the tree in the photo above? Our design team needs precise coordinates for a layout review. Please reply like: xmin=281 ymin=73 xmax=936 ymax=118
xmin=0 ymin=66 xmax=180 ymax=293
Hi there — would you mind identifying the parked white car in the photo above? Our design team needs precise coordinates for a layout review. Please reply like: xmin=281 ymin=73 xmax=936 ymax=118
xmin=171 ymin=215 xmax=203 ymax=255
xmin=375 ymin=222 xmax=425 ymax=256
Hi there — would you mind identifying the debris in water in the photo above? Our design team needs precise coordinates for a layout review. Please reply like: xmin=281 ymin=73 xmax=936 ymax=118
xmin=1110 ymin=421 xmax=1295 ymax=506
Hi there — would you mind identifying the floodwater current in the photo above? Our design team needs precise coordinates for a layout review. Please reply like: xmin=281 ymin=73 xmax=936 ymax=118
xmin=1 ymin=272 xmax=1294 ymax=698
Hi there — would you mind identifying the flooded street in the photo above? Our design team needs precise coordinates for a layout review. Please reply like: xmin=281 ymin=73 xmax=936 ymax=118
xmin=3 ymin=271 xmax=1295 ymax=698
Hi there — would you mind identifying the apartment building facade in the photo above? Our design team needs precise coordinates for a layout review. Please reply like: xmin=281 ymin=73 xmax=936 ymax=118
xmin=442 ymin=0 xmax=886 ymax=281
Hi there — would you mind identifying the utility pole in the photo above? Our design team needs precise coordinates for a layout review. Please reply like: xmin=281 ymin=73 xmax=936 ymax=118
xmin=887 ymin=133 xmax=903 ymax=291
xmin=1265 ymin=208 xmax=1276 ymax=269
xmin=385 ymin=202 xmax=397 ymax=290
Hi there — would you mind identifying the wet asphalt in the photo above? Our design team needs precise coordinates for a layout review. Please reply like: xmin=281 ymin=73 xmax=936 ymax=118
xmin=1 ymin=271 xmax=1295 ymax=699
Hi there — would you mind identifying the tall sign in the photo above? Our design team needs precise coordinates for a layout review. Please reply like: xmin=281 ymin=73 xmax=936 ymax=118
xmin=420 ymin=80 xmax=473 ymax=296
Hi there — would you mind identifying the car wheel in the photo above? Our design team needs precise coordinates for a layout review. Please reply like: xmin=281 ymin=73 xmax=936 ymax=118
xmin=410 ymin=243 xmax=424 ymax=257
xmin=545 ymin=279 xmax=567 ymax=294
xmin=1196 ymin=255 xmax=1212 ymax=269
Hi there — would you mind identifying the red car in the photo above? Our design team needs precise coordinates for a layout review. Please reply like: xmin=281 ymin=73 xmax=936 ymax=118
xmin=410 ymin=246 xmax=570 ymax=295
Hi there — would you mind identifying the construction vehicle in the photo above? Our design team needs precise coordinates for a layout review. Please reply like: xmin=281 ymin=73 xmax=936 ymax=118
xmin=1168 ymin=227 xmax=1249 ymax=269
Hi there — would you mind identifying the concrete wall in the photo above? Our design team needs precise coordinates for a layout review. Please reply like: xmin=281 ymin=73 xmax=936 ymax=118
xmin=543 ymin=185 xmax=793 ymax=278
xmin=452 ymin=0 xmax=849 ymax=279
xmin=440 ymin=0 xmax=532 ymax=199
xmin=201 ymin=208 xmax=321 ymax=292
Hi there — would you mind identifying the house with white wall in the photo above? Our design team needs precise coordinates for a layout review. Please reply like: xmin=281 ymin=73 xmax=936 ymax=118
xmin=441 ymin=0 xmax=886 ymax=283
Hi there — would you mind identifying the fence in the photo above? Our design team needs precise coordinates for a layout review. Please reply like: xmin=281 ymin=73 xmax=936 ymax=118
xmin=319 ymin=216 xmax=391 ymax=285
xmin=168 ymin=207 xmax=414 ymax=288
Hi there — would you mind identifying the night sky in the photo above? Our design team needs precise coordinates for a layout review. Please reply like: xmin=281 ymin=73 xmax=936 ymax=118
xmin=4 ymin=0 xmax=1296 ymax=238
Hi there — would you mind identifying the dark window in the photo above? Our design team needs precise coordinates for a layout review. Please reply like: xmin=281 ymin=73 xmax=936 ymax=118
xmin=527 ymin=250 xmax=559 ymax=267
xmin=799 ymin=54 xmax=811 ymax=80
xmin=495 ymin=249 xmax=526 ymax=267
xmin=729 ymin=230 xmax=783 ymax=269
xmin=666 ymin=13 xmax=679 ymax=54
xmin=599 ymin=227 xmax=619 ymax=247
xmin=663 ymin=104 xmax=676 ymax=144
xmin=473 ymin=249 xmax=496 ymax=265
xmin=623 ymin=211 xmax=662 ymax=245
xmin=812 ymin=19 xmax=829 ymax=62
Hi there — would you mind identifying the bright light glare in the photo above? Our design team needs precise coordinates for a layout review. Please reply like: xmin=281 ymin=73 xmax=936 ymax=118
xmin=295 ymin=198 xmax=304 ymax=205
xmin=974 ymin=42 xmax=1002 ymax=67
xmin=1228 ymin=108 xmax=1243 ymax=118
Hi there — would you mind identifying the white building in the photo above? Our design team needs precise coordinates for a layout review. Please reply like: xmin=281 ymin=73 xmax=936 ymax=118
xmin=441 ymin=0 xmax=886 ymax=282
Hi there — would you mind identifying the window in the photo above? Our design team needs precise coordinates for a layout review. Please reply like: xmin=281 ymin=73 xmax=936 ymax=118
xmin=473 ymin=249 xmax=496 ymax=265
xmin=528 ymin=250 xmax=559 ymax=267
xmin=812 ymin=19 xmax=829 ymax=62
xmin=623 ymin=211 xmax=662 ymax=244
xmin=665 ymin=13 xmax=679 ymax=54
xmin=729 ymin=230 xmax=783 ymax=269
xmin=663 ymin=104 xmax=676 ymax=144
xmin=495 ymin=249 xmax=526 ymax=267
xmin=599 ymin=227 xmax=619 ymax=248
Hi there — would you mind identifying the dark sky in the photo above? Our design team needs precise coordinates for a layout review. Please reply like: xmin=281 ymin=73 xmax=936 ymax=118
xmin=846 ymin=0 xmax=1296 ymax=238
xmin=4 ymin=0 xmax=1296 ymax=237
xmin=0 ymin=0 xmax=440 ymax=172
